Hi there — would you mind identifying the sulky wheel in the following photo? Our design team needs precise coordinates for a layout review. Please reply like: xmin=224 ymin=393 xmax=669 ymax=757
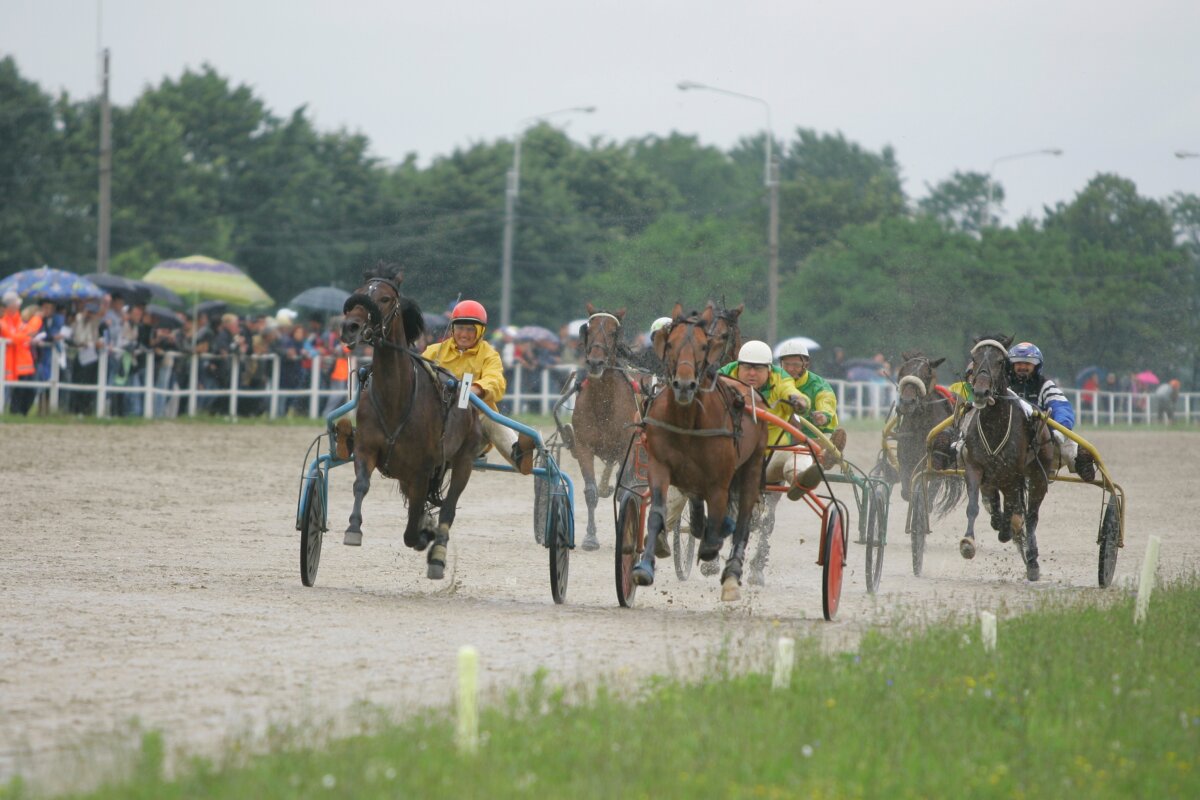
xmin=533 ymin=472 xmax=548 ymax=545
xmin=906 ymin=480 xmax=930 ymax=577
xmin=547 ymin=490 xmax=571 ymax=604
xmin=863 ymin=484 xmax=887 ymax=595
xmin=1097 ymin=494 xmax=1122 ymax=588
xmin=299 ymin=467 xmax=326 ymax=587
xmin=821 ymin=503 xmax=847 ymax=621
xmin=672 ymin=498 xmax=697 ymax=581
xmin=615 ymin=494 xmax=641 ymax=607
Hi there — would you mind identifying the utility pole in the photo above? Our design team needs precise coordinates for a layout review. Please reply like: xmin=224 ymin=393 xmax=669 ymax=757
xmin=97 ymin=48 xmax=112 ymax=275
xmin=767 ymin=156 xmax=780 ymax=344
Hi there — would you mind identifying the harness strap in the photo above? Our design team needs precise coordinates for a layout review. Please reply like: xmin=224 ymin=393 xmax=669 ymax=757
xmin=368 ymin=356 xmax=421 ymax=477
xmin=640 ymin=416 xmax=735 ymax=438
xmin=975 ymin=403 xmax=1014 ymax=457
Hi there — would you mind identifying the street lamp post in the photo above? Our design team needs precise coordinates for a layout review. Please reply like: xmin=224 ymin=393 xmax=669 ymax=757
xmin=678 ymin=80 xmax=780 ymax=343
xmin=1176 ymin=151 xmax=1200 ymax=160
xmin=499 ymin=105 xmax=595 ymax=329
xmin=981 ymin=148 xmax=1063 ymax=229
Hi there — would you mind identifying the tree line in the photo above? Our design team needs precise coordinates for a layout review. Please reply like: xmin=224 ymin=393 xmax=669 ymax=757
xmin=2 ymin=56 xmax=1197 ymax=384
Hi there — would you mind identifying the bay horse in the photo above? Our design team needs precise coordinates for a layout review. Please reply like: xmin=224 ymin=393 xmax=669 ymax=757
xmin=894 ymin=351 xmax=964 ymax=514
xmin=568 ymin=303 xmax=641 ymax=551
xmin=959 ymin=335 xmax=1055 ymax=581
xmin=634 ymin=303 xmax=767 ymax=601
xmin=339 ymin=267 xmax=483 ymax=580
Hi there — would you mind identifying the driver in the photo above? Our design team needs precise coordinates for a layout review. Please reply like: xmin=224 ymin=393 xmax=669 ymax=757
xmin=1007 ymin=342 xmax=1096 ymax=481
xmin=422 ymin=299 xmax=536 ymax=475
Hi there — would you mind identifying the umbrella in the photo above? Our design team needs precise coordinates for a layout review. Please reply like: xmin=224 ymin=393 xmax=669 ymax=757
xmin=133 ymin=279 xmax=184 ymax=308
xmin=773 ymin=336 xmax=821 ymax=358
xmin=1134 ymin=370 xmax=1160 ymax=386
xmin=0 ymin=266 xmax=103 ymax=302
xmin=142 ymin=255 xmax=273 ymax=307
xmin=515 ymin=324 xmax=559 ymax=344
xmin=288 ymin=286 xmax=351 ymax=314
xmin=1075 ymin=365 xmax=1104 ymax=387
xmin=83 ymin=272 xmax=149 ymax=304
xmin=193 ymin=299 xmax=228 ymax=318
xmin=144 ymin=304 xmax=183 ymax=329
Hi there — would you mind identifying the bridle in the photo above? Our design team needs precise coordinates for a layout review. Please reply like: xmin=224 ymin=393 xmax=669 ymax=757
xmin=344 ymin=277 xmax=406 ymax=351
xmin=704 ymin=312 xmax=739 ymax=385
xmin=583 ymin=311 xmax=622 ymax=370
xmin=970 ymin=338 xmax=1010 ymax=407
xmin=663 ymin=314 xmax=717 ymax=391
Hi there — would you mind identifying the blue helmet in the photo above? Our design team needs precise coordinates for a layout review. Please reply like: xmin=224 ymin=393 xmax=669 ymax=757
xmin=1008 ymin=341 xmax=1043 ymax=367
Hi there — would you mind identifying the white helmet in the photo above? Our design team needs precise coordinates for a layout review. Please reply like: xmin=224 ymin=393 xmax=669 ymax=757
xmin=776 ymin=339 xmax=810 ymax=358
xmin=737 ymin=340 xmax=773 ymax=365
xmin=649 ymin=316 xmax=673 ymax=335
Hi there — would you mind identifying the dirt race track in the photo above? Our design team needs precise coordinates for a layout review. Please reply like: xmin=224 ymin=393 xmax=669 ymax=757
xmin=2 ymin=423 xmax=1197 ymax=790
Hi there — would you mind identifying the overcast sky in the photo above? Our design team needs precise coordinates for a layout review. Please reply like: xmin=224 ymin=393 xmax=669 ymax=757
xmin=4 ymin=0 xmax=1198 ymax=222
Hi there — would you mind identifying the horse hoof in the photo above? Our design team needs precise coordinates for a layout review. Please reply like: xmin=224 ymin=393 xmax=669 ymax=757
xmin=343 ymin=530 xmax=362 ymax=547
xmin=405 ymin=529 xmax=434 ymax=552
xmin=597 ymin=484 xmax=613 ymax=499
xmin=747 ymin=567 xmax=765 ymax=586
xmin=631 ymin=563 xmax=655 ymax=586
xmin=427 ymin=562 xmax=445 ymax=580
xmin=1026 ymin=562 xmax=1040 ymax=582
xmin=959 ymin=538 xmax=976 ymax=559
xmin=699 ymin=559 xmax=720 ymax=577
xmin=654 ymin=531 xmax=671 ymax=559
xmin=998 ymin=528 xmax=1012 ymax=544
xmin=581 ymin=533 xmax=601 ymax=552
xmin=721 ymin=576 xmax=741 ymax=602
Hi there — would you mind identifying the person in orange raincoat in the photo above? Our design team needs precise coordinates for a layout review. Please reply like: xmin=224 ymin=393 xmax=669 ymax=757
xmin=1 ymin=291 xmax=43 ymax=415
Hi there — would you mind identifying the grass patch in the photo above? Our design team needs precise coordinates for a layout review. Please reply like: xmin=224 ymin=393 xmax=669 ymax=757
xmin=10 ymin=578 xmax=1198 ymax=799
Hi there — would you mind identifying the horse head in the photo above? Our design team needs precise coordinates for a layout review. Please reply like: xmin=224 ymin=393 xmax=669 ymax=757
xmin=706 ymin=301 xmax=744 ymax=383
xmin=341 ymin=264 xmax=425 ymax=351
xmin=655 ymin=302 xmax=714 ymax=406
xmin=581 ymin=301 xmax=626 ymax=378
xmin=896 ymin=350 xmax=945 ymax=416
xmin=969 ymin=334 xmax=1013 ymax=409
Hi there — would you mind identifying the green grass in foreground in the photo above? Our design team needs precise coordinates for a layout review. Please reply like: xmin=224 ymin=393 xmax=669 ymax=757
xmin=9 ymin=579 xmax=1197 ymax=799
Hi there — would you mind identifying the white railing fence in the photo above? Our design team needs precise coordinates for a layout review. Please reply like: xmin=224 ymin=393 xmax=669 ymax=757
xmin=0 ymin=341 xmax=1195 ymax=425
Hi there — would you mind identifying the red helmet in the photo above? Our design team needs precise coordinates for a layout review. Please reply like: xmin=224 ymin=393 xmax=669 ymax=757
xmin=451 ymin=300 xmax=487 ymax=325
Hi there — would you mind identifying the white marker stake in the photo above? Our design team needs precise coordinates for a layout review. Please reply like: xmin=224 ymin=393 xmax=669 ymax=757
xmin=1134 ymin=536 xmax=1161 ymax=626
xmin=456 ymin=645 xmax=479 ymax=754
xmin=980 ymin=612 xmax=997 ymax=652
xmin=772 ymin=637 xmax=795 ymax=690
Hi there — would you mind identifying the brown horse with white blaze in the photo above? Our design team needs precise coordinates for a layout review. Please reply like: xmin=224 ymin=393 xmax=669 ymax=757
xmin=339 ymin=267 xmax=483 ymax=580
xmin=633 ymin=303 xmax=767 ymax=601
xmin=568 ymin=303 xmax=641 ymax=551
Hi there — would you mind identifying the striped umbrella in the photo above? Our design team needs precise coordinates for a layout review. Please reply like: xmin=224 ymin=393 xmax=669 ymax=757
xmin=141 ymin=255 xmax=273 ymax=308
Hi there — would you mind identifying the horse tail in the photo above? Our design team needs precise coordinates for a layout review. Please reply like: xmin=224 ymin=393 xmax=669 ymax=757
xmin=931 ymin=474 xmax=966 ymax=519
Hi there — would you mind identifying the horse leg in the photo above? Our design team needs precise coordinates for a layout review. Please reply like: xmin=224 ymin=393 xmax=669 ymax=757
xmin=632 ymin=487 xmax=665 ymax=586
xmin=722 ymin=466 xmax=761 ymax=601
xmin=699 ymin=488 xmax=730 ymax=563
xmin=987 ymin=487 xmax=1006 ymax=538
xmin=344 ymin=452 xmax=376 ymax=546
xmin=1024 ymin=474 xmax=1048 ymax=582
xmin=598 ymin=459 xmax=615 ymax=499
xmin=960 ymin=463 xmax=981 ymax=559
xmin=577 ymin=447 xmax=601 ymax=551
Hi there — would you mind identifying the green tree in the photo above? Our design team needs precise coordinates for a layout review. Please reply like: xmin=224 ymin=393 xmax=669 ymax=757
xmin=918 ymin=170 xmax=997 ymax=234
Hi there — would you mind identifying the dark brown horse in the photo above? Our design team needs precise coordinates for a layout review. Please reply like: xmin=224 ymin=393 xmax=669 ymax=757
xmin=634 ymin=303 xmax=767 ymax=601
xmin=568 ymin=303 xmax=641 ymax=551
xmin=894 ymin=351 xmax=964 ymax=513
xmin=339 ymin=267 xmax=482 ymax=580
xmin=959 ymin=335 xmax=1055 ymax=581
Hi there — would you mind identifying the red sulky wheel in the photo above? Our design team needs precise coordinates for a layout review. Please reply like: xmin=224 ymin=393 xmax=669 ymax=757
xmin=614 ymin=493 xmax=642 ymax=607
xmin=821 ymin=503 xmax=847 ymax=621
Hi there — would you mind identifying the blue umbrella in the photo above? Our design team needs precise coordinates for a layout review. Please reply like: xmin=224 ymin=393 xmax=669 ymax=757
xmin=0 ymin=266 xmax=103 ymax=301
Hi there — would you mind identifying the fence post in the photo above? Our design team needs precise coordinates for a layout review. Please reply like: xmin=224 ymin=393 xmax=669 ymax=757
xmin=512 ymin=362 xmax=524 ymax=415
xmin=143 ymin=350 xmax=155 ymax=419
xmin=269 ymin=355 xmax=280 ymax=419
xmin=229 ymin=355 xmax=240 ymax=418
xmin=49 ymin=346 xmax=60 ymax=413
xmin=309 ymin=355 xmax=321 ymax=418
xmin=188 ymin=355 xmax=198 ymax=417
xmin=96 ymin=350 xmax=109 ymax=419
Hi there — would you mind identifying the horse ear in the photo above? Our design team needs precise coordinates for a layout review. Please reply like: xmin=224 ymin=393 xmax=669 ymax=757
xmin=670 ymin=302 xmax=683 ymax=321
xmin=652 ymin=326 xmax=668 ymax=360
xmin=615 ymin=307 xmax=626 ymax=320
xmin=931 ymin=357 xmax=945 ymax=369
xmin=586 ymin=301 xmax=596 ymax=315
xmin=729 ymin=303 xmax=744 ymax=320
xmin=392 ymin=270 xmax=404 ymax=286
xmin=901 ymin=349 xmax=915 ymax=361
xmin=700 ymin=305 xmax=714 ymax=325
xmin=1002 ymin=334 xmax=1013 ymax=349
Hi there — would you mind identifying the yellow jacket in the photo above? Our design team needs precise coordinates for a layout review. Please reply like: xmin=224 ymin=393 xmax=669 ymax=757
xmin=422 ymin=330 xmax=507 ymax=411
xmin=719 ymin=362 xmax=800 ymax=447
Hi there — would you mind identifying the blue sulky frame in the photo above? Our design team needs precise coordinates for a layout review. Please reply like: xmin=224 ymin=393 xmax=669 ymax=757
xmin=295 ymin=378 xmax=576 ymax=603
